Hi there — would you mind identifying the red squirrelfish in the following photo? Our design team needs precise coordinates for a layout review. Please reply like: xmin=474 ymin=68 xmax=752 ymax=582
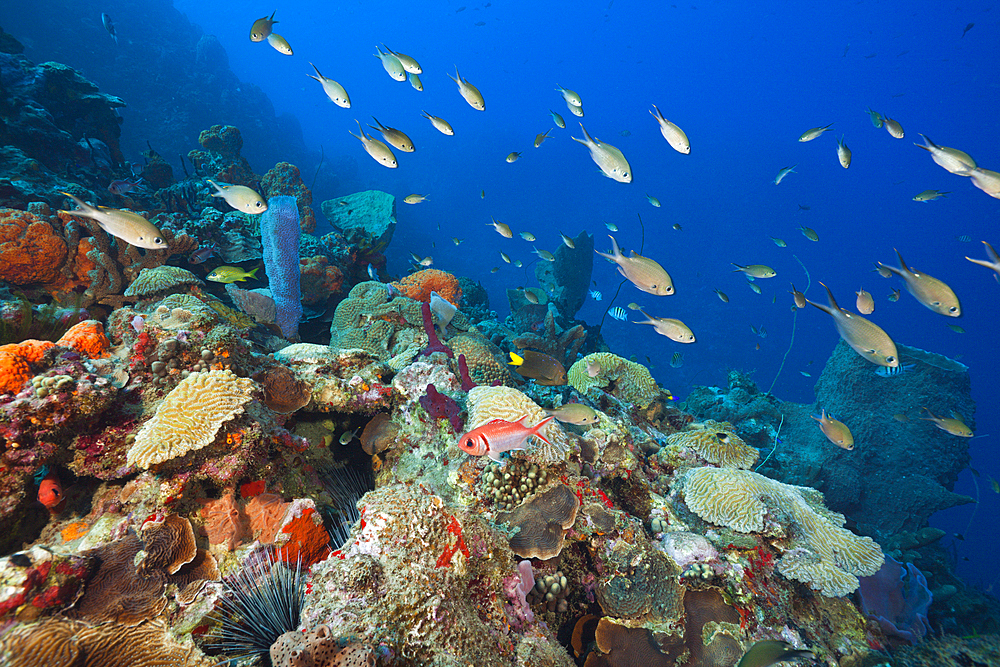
xmin=38 ymin=472 xmax=65 ymax=512
xmin=458 ymin=415 xmax=554 ymax=462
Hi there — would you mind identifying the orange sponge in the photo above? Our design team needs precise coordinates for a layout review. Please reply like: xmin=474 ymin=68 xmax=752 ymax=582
xmin=56 ymin=320 xmax=110 ymax=358
xmin=391 ymin=269 xmax=461 ymax=307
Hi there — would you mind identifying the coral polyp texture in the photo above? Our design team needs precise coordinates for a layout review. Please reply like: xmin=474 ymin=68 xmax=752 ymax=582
xmin=666 ymin=421 xmax=759 ymax=469
xmin=567 ymin=351 xmax=660 ymax=408
xmin=679 ymin=466 xmax=884 ymax=596
xmin=126 ymin=369 xmax=256 ymax=469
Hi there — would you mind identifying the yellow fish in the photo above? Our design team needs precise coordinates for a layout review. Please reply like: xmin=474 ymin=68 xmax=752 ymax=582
xmin=572 ymin=123 xmax=632 ymax=183
xmin=806 ymin=282 xmax=899 ymax=367
xmin=368 ymin=117 xmax=415 ymax=152
xmin=534 ymin=129 xmax=553 ymax=148
xmin=855 ymin=288 xmax=874 ymax=314
xmin=914 ymin=134 xmax=976 ymax=176
xmin=421 ymin=111 xmax=454 ymax=136
xmin=748 ymin=281 xmax=762 ymax=295
xmin=913 ymin=189 xmax=950 ymax=202
xmin=207 ymin=179 xmax=267 ymax=214
xmin=770 ymin=237 xmax=787 ymax=247
xmin=489 ymin=217 xmax=513 ymax=238
xmin=883 ymin=116 xmax=905 ymax=138
xmin=965 ymin=241 xmax=1000 ymax=282
xmin=544 ymin=403 xmax=599 ymax=425
xmin=452 ymin=237 xmax=463 ymax=246
xmin=920 ymin=407 xmax=973 ymax=437
xmin=798 ymin=123 xmax=834 ymax=142
xmin=566 ymin=100 xmax=584 ymax=117
xmin=349 ymin=120 xmax=398 ymax=168
xmin=878 ymin=248 xmax=961 ymax=317
xmin=447 ymin=66 xmax=485 ymax=110
xmin=266 ymin=33 xmax=293 ymax=55
xmin=596 ymin=235 xmax=674 ymax=295
xmin=789 ymin=283 xmax=806 ymax=308
xmin=250 ymin=11 xmax=277 ymax=42
xmin=836 ymin=135 xmax=852 ymax=168
xmin=207 ymin=265 xmax=259 ymax=283
xmin=59 ymin=192 xmax=167 ymax=250
xmin=533 ymin=247 xmax=555 ymax=262
xmin=812 ymin=408 xmax=854 ymax=450
xmin=635 ymin=309 xmax=695 ymax=343
xmin=649 ymin=104 xmax=690 ymax=154
xmin=403 ymin=194 xmax=428 ymax=204
xmin=374 ymin=46 xmax=406 ymax=81
xmin=970 ymin=167 xmax=1000 ymax=199
xmin=646 ymin=194 xmax=661 ymax=207
xmin=500 ymin=252 xmax=511 ymax=264
xmin=555 ymin=84 xmax=582 ymax=107
xmin=732 ymin=264 xmax=776 ymax=278
xmin=308 ymin=62 xmax=350 ymax=108
xmin=381 ymin=45 xmax=422 ymax=74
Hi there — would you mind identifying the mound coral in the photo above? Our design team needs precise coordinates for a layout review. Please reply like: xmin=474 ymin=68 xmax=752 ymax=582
xmin=0 ymin=208 xmax=68 ymax=285
xmin=679 ymin=466 xmax=884 ymax=596
xmin=568 ymin=352 xmax=660 ymax=408
xmin=497 ymin=484 xmax=580 ymax=560
xmin=466 ymin=386 xmax=572 ymax=463
xmin=123 ymin=265 xmax=203 ymax=299
xmin=198 ymin=124 xmax=243 ymax=158
xmin=448 ymin=334 xmax=512 ymax=387
xmin=666 ymin=421 xmax=758 ymax=469
xmin=126 ymin=369 xmax=256 ymax=469
xmin=391 ymin=269 xmax=462 ymax=306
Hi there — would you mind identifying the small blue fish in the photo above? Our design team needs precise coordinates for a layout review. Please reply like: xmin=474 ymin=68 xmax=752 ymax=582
xmin=589 ymin=289 xmax=603 ymax=301
xmin=875 ymin=363 xmax=915 ymax=377
xmin=367 ymin=263 xmax=379 ymax=281
xmin=800 ymin=371 xmax=811 ymax=377
xmin=608 ymin=306 xmax=628 ymax=321
xmin=773 ymin=165 xmax=797 ymax=185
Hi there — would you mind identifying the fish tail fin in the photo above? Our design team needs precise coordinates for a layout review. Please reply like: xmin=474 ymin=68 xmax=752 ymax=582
xmin=577 ymin=122 xmax=594 ymax=144
xmin=508 ymin=352 xmax=523 ymax=367
xmin=529 ymin=416 xmax=554 ymax=445
xmin=731 ymin=263 xmax=745 ymax=272
xmin=893 ymin=248 xmax=911 ymax=273
xmin=608 ymin=234 xmax=622 ymax=258
xmin=247 ymin=267 xmax=260 ymax=279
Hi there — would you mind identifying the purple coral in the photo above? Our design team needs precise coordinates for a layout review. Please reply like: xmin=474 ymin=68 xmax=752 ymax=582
xmin=418 ymin=302 xmax=452 ymax=358
xmin=418 ymin=384 xmax=463 ymax=432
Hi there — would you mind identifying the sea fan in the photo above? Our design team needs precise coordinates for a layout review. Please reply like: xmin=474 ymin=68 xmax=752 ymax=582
xmin=206 ymin=548 xmax=304 ymax=667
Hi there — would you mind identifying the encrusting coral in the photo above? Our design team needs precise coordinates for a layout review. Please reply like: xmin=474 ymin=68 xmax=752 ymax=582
xmin=679 ymin=466 xmax=884 ymax=596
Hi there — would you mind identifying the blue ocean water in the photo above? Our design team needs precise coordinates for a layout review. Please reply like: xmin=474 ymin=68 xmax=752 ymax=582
xmin=8 ymin=0 xmax=999 ymax=592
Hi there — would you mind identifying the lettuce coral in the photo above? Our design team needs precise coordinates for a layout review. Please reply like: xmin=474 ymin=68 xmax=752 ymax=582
xmin=391 ymin=269 xmax=462 ymax=306
xmin=666 ymin=421 xmax=758 ymax=469
xmin=679 ymin=466 xmax=884 ymax=596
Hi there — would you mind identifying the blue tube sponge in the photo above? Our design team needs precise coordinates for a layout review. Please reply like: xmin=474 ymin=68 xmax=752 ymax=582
xmin=260 ymin=195 xmax=302 ymax=339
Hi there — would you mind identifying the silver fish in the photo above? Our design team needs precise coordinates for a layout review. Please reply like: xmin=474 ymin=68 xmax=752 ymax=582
xmin=60 ymin=192 xmax=166 ymax=250
xmin=572 ymin=123 xmax=632 ymax=183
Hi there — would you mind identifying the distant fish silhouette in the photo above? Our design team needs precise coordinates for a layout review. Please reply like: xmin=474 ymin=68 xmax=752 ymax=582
xmin=101 ymin=13 xmax=117 ymax=45
xmin=962 ymin=22 xmax=974 ymax=38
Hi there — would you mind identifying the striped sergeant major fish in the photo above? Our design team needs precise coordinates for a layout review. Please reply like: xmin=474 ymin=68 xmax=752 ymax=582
xmin=875 ymin=363 xmax=915 ymax=377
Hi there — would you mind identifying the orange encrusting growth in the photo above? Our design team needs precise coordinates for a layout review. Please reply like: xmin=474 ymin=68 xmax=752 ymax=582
xmin=277 ymin=507 xmax=331 ymax=567
xmin=56 ymin=320 xmax=110 ymax=358
xmin=0 ymin=339 xmax=54 ymax=394
xmin=391 ymin=268 xmax=462 ymax=307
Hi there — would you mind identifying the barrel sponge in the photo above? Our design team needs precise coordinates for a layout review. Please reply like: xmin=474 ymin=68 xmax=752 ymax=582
xmin=666 ymin=421 xmax=758 ymax=469
xmin=126 ymin=369 xmax=256 ymax=469
xmin=679 ymin=467 xmax=884 ymax=597
xmin=567 ymin=352 xmax=659 ymax=409
xmin=467 ymin=386 xmax=571 ymax=463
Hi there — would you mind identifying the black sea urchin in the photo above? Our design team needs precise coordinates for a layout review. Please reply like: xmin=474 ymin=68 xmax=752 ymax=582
xmin=319 ymin=462 xmax=374 ymax=548
xmin=207 ymin=548 xmax=305 ymax=667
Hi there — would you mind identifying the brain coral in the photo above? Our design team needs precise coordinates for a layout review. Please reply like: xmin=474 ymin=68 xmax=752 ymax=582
xmin=126 ymin=369 xmax=256 ymax=469
xmin=328 ymin=282 xmax=426 ymax=361
xmin=0 ymin=208 xmax=68 ymax=285
xmin=680 ymin=466 xmax=884 ymax=596
xmin=567 ymin=352 xmax=660 ymax=409
xmin=467 ymin=386 xmax=572 ymax=463
xmin=667 ymin=421 xmax=758 ymax=469
xmin=595 ymin=543 xmax=684 ymax=622
xmin=391 ymin=269 xmax=462 ymax=306
xmin=124 ymin=266 xmax=203 ymax=298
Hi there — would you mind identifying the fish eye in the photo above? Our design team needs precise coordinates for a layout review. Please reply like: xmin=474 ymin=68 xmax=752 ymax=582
xmin=154 ymin=237 xmax=164 ymax=245
xmin=886 ymin=356 xmax=896 ymax=364
xmin=949 ymin=306 xmax=958 ymax=313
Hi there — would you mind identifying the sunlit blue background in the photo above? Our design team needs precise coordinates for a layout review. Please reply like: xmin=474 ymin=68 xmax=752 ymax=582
xmin=7 ymin=0 xmax=999 ymax=591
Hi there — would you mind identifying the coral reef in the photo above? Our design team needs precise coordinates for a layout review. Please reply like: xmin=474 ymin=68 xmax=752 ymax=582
xmin=261 ymin=161 xmax=317 ymax=234
xmin=392 ymin=268 xmax=462 ymax=306
xmin=321 ymin=190 xmax=397 ymax=254
xmin=568 ymin=351 xmax=661 ymax=408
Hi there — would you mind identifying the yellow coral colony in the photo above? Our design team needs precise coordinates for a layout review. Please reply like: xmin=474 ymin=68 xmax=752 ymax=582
xmin=466 ymin=386 xmax=571 ymax=463
xmin=126 ymin=369 xmax=256 ymax=469
xmin=667 ymin=422 xmax=759 ymax=469
xmin=680 ymin=466 xmax=883 ymax=597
